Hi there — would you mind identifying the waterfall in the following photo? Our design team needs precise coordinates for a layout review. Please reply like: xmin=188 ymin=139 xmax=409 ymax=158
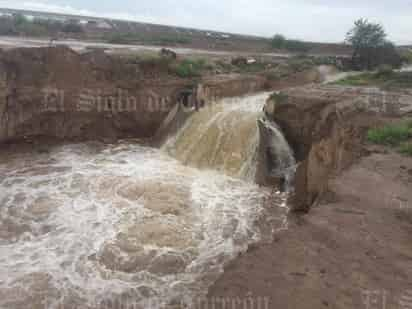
xmin=257 ymin=116 xmax=296 ymax=190
xmin=162 ymin=92 xmax=296 ymax=187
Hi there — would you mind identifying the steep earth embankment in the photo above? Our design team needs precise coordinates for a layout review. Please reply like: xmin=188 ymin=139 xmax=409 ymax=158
xmin=269 ymin=85 xmax=412 ymax=211
xmin=0 ymin=46 xmax=322 ymax=144
xmin=206 ymin=85 xmax=412 ymax=309
xmin=0 ymin=46 xmax=188 ymax=142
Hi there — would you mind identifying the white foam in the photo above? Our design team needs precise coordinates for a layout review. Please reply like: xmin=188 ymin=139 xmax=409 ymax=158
xmin=0 ymin=142 xmax=288 ymax=308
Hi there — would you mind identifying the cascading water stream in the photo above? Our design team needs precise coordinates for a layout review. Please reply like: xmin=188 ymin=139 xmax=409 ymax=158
xmin=163 ymin=92 xmax=297 ymax=188
xmin=257 ymin=116 xmax=297 ymax=190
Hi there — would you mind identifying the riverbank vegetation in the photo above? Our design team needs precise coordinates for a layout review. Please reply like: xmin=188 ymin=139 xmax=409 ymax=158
xmin=367 ymin=121 xmax=412 ymax=156
xmin=333 ymin=68 xmax=412 ymax=90
xmin=346 ymin=19 xmax=403 ymax=70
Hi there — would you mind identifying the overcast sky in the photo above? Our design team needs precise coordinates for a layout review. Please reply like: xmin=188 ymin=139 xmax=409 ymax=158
xmin=0 ymin=0 xmax=410 ymax=44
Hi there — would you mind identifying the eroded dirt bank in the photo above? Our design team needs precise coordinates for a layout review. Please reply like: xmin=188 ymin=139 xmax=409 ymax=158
xmin=0 ymin=46 xmax=323 ymax=145
xmin=205 ymin=85 xmax=412 ymax=308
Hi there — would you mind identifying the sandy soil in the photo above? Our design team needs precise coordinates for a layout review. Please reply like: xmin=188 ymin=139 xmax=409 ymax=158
xmin=205 ymin=148 xmax=412 ymax=309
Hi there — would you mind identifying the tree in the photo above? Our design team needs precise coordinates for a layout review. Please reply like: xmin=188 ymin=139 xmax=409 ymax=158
xmin=271 ymin=34 xmax=310 ymax=53
xmin=62 ymin=21 xmax=83 ymax=33
xmin=13 ymin=13 xmax=28 ymax=27
xmin=271 ymin=34 xmax=286 ymax=49
xmin=346 ymin=19 xmax=401 ymax=70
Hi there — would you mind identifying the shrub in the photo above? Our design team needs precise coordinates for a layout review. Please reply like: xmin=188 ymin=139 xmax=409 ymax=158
xmin=367 ymin=123 xmax=411 ymax=146
xmin=288 ymin=58 xmax=315 ymax=72
xmin=382 ymin=72 xmax=412 ymax=90
xmin=265 ymin=70 xmax=281 ymax=81
xmin=334 ymin=71 xmax=412 ymax=89
xmin=215 ymin=60 xmax=234 ymax=72
xmin=169 ymin=59 xmax=205 ymax=78
xmin=61 ymin=22 xmax=83 ymax=33
xmin=376 ymin=64 xmax=394 ymax=77
xmin=271 ymin=34 xmax=286 ymax=49
xmin=334 ymin=73 xmax=374 ymax=86
xmin=407 ymin=52 xmax=412 ymax=64
xmin=156 ymin=36 xmax=191 ymax=45
xmin=270 ymin=34 xmax=310 ymax=53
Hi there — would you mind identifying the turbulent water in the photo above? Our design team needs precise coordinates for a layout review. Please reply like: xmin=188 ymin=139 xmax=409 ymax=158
xmin=258 ymin=117 xmax=297 ymax=188
xmin=0 ymin=93 xmax=293 ymax=309
xmin=163 ymin=93 xmax=271 ymax=180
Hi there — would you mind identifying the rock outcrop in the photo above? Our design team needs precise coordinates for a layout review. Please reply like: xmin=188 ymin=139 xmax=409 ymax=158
xmin=266 ymin=85 xmax=412 ymax=211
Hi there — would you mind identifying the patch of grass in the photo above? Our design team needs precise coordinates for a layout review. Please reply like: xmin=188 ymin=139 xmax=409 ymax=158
xmin=215 ymin=60 xmax=235 ymax=73
xmin=169 ymin=59 xmax=206 ymax=78
xmin=265 ymin=70 xmax=281 ymax=81
xmin=367 ymin=121 xmax=412 ymax=156
xmin=382 ymin=72 xmax=412 ymax=90
xmin=155 ymin=36 xmax=192 ymax=45
xmin=367 ymin=123 xmax=411 ymax=146
xmin=334 ymin=71 xmax=412 ymax=90
xmin=288 ymin=57 xmax=315 ymax=72
xmin=401 ymin=50 xmax=412 ymax=64
xmin=334 ymin=73 xmax=375 ymax=86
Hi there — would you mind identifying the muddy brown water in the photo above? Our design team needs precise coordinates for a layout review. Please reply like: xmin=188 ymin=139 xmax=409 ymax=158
xmin=0 ymin=93 xmax=291 ymax=308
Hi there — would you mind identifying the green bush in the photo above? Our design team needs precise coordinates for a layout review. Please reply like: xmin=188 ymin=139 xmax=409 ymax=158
xmin=407 ymin=52 xmax=412 ymax=64
xmin=334 ymin=74 xmax=374 ymax=86
xmin=265 ymin=70 xmax=281 ymax=81
xmin=382 ymin=72 xmax=412 ymax=90
xmin=288 ymin=58 xmax=315 ymax=72
xmin=105 ymin=33 xmax=142 ymax=44
xmin=346 ymin=19 xmax=402 ymax=70
xmin=367 ymin=122 xmax=412 ymax=146
xmin=270 ymin=34 xmax=310 ymax=53
xmin=376 ymin=64 xmax=394 ymax=77
xmin=271 ymin=34 xmax=287 ymax=49
xmin=61 ymin=22 xmax=83 ymax=33
xmin=156 ymin=36 xmax=191 ymax=45
xmin=334 ymin=71 xmax=412 ymax=89
xmin=169 ymin=59 xmax=205 ymax=78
